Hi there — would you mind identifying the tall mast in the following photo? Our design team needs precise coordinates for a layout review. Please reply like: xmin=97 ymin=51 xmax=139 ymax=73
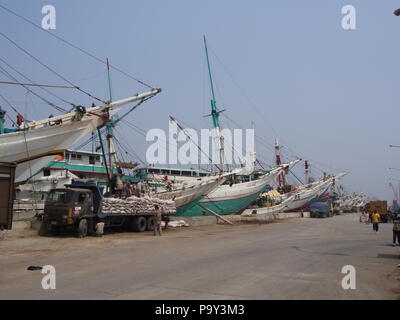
xmin=203 ymin=36 xmax=225 ymax=172
xmin=304 ymin=160 xmax=310 ymax=184
xmin=107 ymin=58 xmax=113 ymax=102
xmin=105 ymin=58 xmax=118 ymax=181
xmin=275 ymin=139 xmax=285 ymax=187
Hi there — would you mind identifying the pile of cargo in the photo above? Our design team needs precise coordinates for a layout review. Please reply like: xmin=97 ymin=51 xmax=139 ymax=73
xmin=102 ymin=196 xmax=176 ymax=214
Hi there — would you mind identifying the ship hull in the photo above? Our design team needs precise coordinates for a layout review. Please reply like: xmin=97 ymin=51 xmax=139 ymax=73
xmin=152 ymin=176 xmax=224 ymax=214
xmin=0 ymin=117 xmax=106 ymax=182
xmin=0 ymin=88 xmax=160 ymax=182
xmin=176 ymin=167 xmax=283 ymax=216
xmin=181 ymin=192 xmax=261 ymax=216
xmin=284 ymin=181 xmax=332 ymax=212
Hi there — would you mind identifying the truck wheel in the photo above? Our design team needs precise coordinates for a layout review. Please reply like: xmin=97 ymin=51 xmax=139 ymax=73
xmin=38 ymin=220 xmax=48 ymax=236
xmin=87 ymin=218 xmax=95 ymax=236
xmin=95 ymin=222 xmax=105 ymax=237
xmin=51 ymin=225 xmax=62 ymax=235
xmin=132 ymin=216 xmax=147 ymax=232
xmin=146 ymin=216 xmax=155 ymax=231
xmin=78 ymin=219 xmax=88 ymax=238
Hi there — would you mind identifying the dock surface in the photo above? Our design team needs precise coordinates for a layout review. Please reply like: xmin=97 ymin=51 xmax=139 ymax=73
xmin=1 ymin=214 xmax=399 ymax=299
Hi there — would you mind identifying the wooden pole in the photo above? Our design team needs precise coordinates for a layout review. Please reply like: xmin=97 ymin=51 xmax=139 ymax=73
xmin=196 ymin=203 xmax=234 ymax=225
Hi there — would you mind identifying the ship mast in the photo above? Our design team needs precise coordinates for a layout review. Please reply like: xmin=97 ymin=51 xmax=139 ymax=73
xmin=304 ymin=160 xmax=310 ymax=184
xmin=274 ymin=139 xmax=285 ymax=187
xmin=204 ymin=36 xmax=226 ymax=172
xmin=105 ymin=58 xmax=119 ymax=181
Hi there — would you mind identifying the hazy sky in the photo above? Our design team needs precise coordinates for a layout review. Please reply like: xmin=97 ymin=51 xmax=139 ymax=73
xmin=1 ymin=0 xmax=400 ymax=202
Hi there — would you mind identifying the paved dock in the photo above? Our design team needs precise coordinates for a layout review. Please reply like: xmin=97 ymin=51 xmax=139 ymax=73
xmin=0 ymin=214 xmax=399 ymax=299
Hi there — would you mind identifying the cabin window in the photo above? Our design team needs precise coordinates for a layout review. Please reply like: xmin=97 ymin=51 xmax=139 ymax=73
xmin=43 ymin=169 xmax=51 ymax=177
xmin=46 ymin=190 xmax=71 ymax=203
xmin=77 ymin=154 xmax=82 ymax=160
xmin=71 ymin=153 xmax=76 ymax=160
xmin=171 ymin=170 xmax=180 ymax=175
xmin=181 ymin=171 xmax=191 ymax=176
xmin=161 ymin=169 xmax=170 ymax=174
xmin=199 ymin=172 xmax=207 ymax=177
xmin=89 ymin=155 xmax=95 ymax=165
xmin=95 ymin=156 xmax=100 ymax=161
xmin=148 ymin=168 xmax=161 ymax=174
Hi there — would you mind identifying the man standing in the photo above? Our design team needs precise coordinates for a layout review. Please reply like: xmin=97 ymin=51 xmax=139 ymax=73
xmin=392 ymin=213 xmax=400 ymax=246
xmin=360 ymin=211 xmax=368 ymax=224
xmin=136 ymin=180 xmax=142 ymax=197
xmin=364 ymin=211 xmax=369 ymax=224
xmin=371 ymin=210 xmax=380 ymax=233
xmin=125 ymin=181 xmax=132 ymax=197
xmin=153 ymin=205 xmax=163 ymax=236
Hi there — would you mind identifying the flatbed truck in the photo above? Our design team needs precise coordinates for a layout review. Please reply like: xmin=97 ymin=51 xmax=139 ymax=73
xmin=365 ymin=200 xmax=388 ymax=223
xmin=39 ymin=183 xmax=173 ymax=237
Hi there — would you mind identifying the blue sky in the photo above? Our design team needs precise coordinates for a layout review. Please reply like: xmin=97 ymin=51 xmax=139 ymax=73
xmin=1 ymin=0 xmax=400 ymax=201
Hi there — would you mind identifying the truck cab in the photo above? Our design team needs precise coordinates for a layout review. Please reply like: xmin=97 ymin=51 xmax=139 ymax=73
xmin=45 ymin=188 xmax=94 ymax=220
xmin=40 ymin=182 xmax=173 ymax=237
xmin=41 ymin=184 xmax=101 ymax=237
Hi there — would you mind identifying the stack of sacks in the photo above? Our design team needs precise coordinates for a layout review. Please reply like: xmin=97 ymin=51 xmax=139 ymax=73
xmin=102 ymin=196 xmax=176 ymax=214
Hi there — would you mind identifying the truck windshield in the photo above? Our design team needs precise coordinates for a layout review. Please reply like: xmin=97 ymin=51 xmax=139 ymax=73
xmin=46 ymin=190 xmax=71 ymax=203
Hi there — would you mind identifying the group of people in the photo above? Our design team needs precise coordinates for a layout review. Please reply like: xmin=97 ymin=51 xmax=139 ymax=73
xmin=114 ymin=178 xmax=166 ymax=236
xmin=360 ymin=210 xmax=400 ymax=246
xmin=115 ymin=180 xmax=146 ymax=199
xmin=359 ymin=210 xmax=381 ymax=230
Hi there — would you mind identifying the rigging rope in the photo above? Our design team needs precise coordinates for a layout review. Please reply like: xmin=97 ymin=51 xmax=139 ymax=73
xmin=0 ymin=57 xmax=77 ymax=108
xmin=0 ymin=4 xmax=155 ymax=90
xmin=73 ymin=128 xmax=105 ymax=151
xmin=0 ymin=64 xmax=67 ymax=112
xmin=114 ymin=129 xmax=145 ymax=165
xmin=174 ymin=114 xmax=250 ymax=168
xmin=0 ymin=92 xmax=20 ymax=115
xmin=114 ymin=128 xmax=146 ymax=165
xmin=170 ymin=115 xmax=222 ymax=173
xmin=0 ymin=80 xmax=77 ymax=89
xmin=207 ymin=45 xmax=346 ymax=176
xmin=220 ymin=112 xmax=275 ymax=153
xmin=288 ymin=170 xmax=305 ymax=186
xmin=0 ymin=30 xmax=106 ymax=104
xmin=208 ymin=46 xmax=282 ymax=138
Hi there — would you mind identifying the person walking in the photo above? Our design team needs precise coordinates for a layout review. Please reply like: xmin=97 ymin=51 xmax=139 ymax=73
xmin=360 ymin=211 xmax=368 ymax=224
xmin=371 ymin=210 xmax=380 ymax=233
xmin=364 ymin=212 xmax=370 ymax=224
xmin=392 ymin=213 xmax=400 ymax=246
xmin=153 ymin=205 xmax=163 ymax=236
